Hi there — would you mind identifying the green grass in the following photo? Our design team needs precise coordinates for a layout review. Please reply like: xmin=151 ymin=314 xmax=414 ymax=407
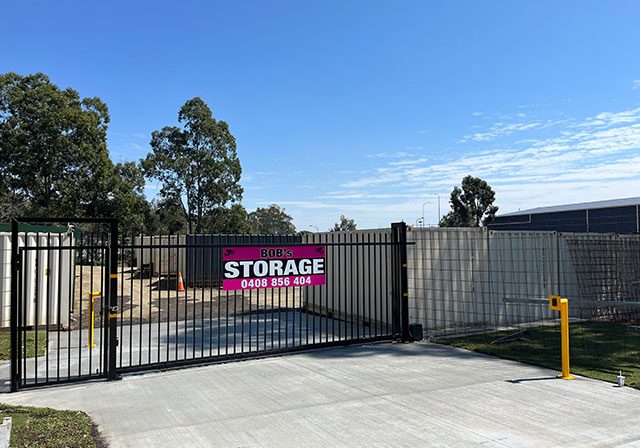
xmin=0 ymin=332 xmax=47 ymax=361
xmin=0 ymin=403 xmax=105 ymax=448
xmin=439 ymin=321 xmax=640 ymax=389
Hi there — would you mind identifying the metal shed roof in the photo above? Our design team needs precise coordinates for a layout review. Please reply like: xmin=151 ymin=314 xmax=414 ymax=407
xmin=498 ymin=196 xmax=640 ymax=217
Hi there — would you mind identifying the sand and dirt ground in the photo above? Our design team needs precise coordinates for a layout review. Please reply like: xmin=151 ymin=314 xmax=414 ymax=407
xmin=71 ymin=265 xmax=303 ymax=329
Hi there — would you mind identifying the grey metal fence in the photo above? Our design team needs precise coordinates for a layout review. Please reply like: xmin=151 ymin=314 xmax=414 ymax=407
xmin=407 ymin=227 xmax=640 ymax=337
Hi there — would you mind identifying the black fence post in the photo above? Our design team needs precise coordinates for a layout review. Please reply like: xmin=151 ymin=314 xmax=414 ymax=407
xmin=10 ymin=218 xmax=19 ymax=392
xmin=108 ymin=219 xmax=119 ymax=380
xmin=391 ymin=222 xmax=410 ymax=342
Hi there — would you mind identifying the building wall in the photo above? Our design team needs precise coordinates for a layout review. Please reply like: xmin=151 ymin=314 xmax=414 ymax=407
xmin=0 ymin=232 xmax=74 ymax=328
xmin=489 ymin=205 xmax=640 ymax=233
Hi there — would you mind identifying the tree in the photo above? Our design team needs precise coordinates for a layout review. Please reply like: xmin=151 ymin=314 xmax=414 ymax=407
xmin=330 ymin=215 xmax=357 ymax=232
xmin=106 ymin=162 xmax=156 ymax=235
xmin=203 ymin=204 xmax=254 ymax=234
xmin=439 ymin=176 xmax=498 ymax=227
xmin=0 ymin=72 xmax=113 ymax=217
xmin=142 ymin=97 xmax=243 ymax=233
xmin=152 ymin=195 xmax=189 ymax=235
xmin=0 ymin=188 xmax=28 ymax=222
xmin=248 ymin=205 xmax=296 ymax=235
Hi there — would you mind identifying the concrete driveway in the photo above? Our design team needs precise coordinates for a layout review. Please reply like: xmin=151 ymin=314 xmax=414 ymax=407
xmin=3 ymin=342 xmax=640 ymax=447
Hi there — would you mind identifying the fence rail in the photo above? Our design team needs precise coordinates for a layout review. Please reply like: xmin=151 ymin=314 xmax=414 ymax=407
xmin=9 ymin=219 xmax=410 ymax=390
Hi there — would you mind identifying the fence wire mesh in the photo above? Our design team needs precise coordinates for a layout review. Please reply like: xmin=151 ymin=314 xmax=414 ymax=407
xmin=408 ymin=227 xmax=640 ymax=387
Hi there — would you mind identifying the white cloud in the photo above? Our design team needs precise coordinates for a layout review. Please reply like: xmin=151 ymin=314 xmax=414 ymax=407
xmin=124 ymin=142 xmax=144 ymax=151
xmin=633 ymin=80 xmax=640 ymax=90
xmin=366 ymin=151 xmax=415 ymax=158
xmin=244 ymin=103 xmax=640 ymax=230
xmin=334 ymin=105 xmax=640 ymax=221
xmin=460 ymin=121 xmax=544 ymax=142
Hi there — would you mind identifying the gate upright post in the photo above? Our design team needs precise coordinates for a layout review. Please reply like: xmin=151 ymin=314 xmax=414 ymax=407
xmin=107 ymin=219 xmax=119 ymax=380
xmin=10 ymin=218 xmax=19 ymax=392
xmin=391 ymin=222 xmax=410 ymax=342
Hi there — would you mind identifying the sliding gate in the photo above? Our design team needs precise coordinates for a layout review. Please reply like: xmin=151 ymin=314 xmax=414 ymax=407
xmin=10 ymin=218 xmax=410 ymax=391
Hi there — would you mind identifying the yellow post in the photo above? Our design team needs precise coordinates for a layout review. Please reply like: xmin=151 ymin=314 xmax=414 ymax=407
xmin=85 ymin=292 xmax=101 ymax=348
xmin=548 ymin=295 xmax=574 ymax=380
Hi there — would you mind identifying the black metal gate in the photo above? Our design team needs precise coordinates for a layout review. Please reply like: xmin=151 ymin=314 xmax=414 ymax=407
xmin=10 ymin=217 xmax=119 ymax=390
xmin=10 ymin=218 xmax=410 ymax=391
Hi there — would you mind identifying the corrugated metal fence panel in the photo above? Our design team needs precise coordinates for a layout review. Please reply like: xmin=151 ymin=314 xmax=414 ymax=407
xmin=0 ymin=232 xmax=73 ymax=328
xmin=407 ymin=228 xmax=588 ymax=335
xmin=185 ymin=234 xmax=302 ymax=284
xmin=0 ymin=234 xmax=11 ymax=327
xmin=301 ymin=229 xmax=394 ymax=329
xmin=408 ymin=228 xmax=487 ymax=333
xmin=135 ymin=235 xmax=186 ymax=277
xmin=487 ymin=231 xmax=558 ymax=326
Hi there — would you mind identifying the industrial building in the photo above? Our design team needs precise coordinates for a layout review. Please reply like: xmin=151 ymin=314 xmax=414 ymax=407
xmin=488 ymin=197 xmax=640 ymax=233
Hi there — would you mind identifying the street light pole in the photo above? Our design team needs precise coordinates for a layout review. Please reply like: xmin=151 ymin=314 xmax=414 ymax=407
xmin=422 ymin=194 xmax=441 ymax=227
xmin=422 ymin=201 xmax=431 ymax=228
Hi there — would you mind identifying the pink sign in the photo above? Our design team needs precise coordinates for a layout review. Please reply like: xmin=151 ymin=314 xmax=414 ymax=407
xmin=222 ymin=245 xmax=326 ymax=291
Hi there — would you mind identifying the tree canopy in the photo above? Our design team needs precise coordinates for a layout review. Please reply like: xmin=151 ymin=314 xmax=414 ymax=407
xmin=0 ymin=72 xmax=112 ymax=217
xmin=330 ymin=215 xmax=357 ymax=231
xmin=439 ymin=176 xmax=498 ymax=227
xmin=142 ymin=97 xmax=243 ymax=234
xmin=203 ymin=204 xmax=254 ymax=234
xmin=248 ymin=204 xmax=296 ymax=235
xmin=0 ymin=72 xmax=288 ymax=236
xmin=107 ymin=162 xmax=156 ymax=235
xmin=0 ymin=72 xmax=155 ymax=233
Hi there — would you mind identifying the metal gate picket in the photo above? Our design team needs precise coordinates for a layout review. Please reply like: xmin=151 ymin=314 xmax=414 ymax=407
xmin=10 ymin=217 xmax=118 ymax=391
xmin=113 ymin=224 xmax=410 ymax=375
xmin=10 ymin=218 xmax=410 ymax=391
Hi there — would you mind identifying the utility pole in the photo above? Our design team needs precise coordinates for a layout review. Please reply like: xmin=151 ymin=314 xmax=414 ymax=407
xmin=422 ymin=194 xmax=441 ymax=226
xmin=421 ymin=201 xmax=431 ymax=227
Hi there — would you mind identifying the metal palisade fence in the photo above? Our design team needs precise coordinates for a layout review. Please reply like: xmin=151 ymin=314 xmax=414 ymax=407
xmin=12 ymin=218 xmax=638 ymax=391
xmin=8 ymin=218 xmax=411 ymax=390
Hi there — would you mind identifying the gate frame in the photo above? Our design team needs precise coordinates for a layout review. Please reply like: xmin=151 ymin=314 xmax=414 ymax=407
xmin=10 ymin=218 xmax=410 ymax=391
xmin=391 ymin=222 xmax=410 ymax=342
xmin=10 ymin=217 xmax=119 ymax=392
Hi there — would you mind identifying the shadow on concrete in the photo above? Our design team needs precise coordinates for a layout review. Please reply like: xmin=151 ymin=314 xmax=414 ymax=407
xmin=156 ymin=312 xmax=490 ymax=362
xmin=302 ymin=342 xmax=492 ymax=360
xmin=150 ymin=277 xmax=179 ymax=291
xmin=160 ymin=309 xmax=362 ymax=351
xmin=506 ymin=376 xmax=558 ymax=384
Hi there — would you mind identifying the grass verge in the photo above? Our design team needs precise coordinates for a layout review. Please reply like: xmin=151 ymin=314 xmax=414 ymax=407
xmin=0 ymin=331 xmax=48 ymax=361
xmin=439 ymin=321 xmax=640 ymax=389
xmin=0 ymin=403 xmax=106 ymax=448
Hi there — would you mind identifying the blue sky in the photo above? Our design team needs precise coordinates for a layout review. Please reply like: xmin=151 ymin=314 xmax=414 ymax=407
xmin=3 ymin=1 xmax=640 ymax=230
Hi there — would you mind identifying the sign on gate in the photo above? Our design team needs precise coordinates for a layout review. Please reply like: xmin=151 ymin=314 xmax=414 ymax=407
xmin=222 ymin=246 xmax=326 ymax=290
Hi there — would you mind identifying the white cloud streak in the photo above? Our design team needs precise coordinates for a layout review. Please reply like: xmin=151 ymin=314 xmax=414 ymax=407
xmin=333 ymin=105 xmax=640 ymax=221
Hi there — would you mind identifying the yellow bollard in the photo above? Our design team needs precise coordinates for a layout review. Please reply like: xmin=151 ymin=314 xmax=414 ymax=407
xmin=549 ymin=295 xmax=574 ymax=380
xmin=85 ymin=292 xmax=101 ymax=348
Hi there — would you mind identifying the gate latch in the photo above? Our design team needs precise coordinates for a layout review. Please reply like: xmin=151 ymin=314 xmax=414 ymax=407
xmin=108 ymin=305 xmax=119 ymax=319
